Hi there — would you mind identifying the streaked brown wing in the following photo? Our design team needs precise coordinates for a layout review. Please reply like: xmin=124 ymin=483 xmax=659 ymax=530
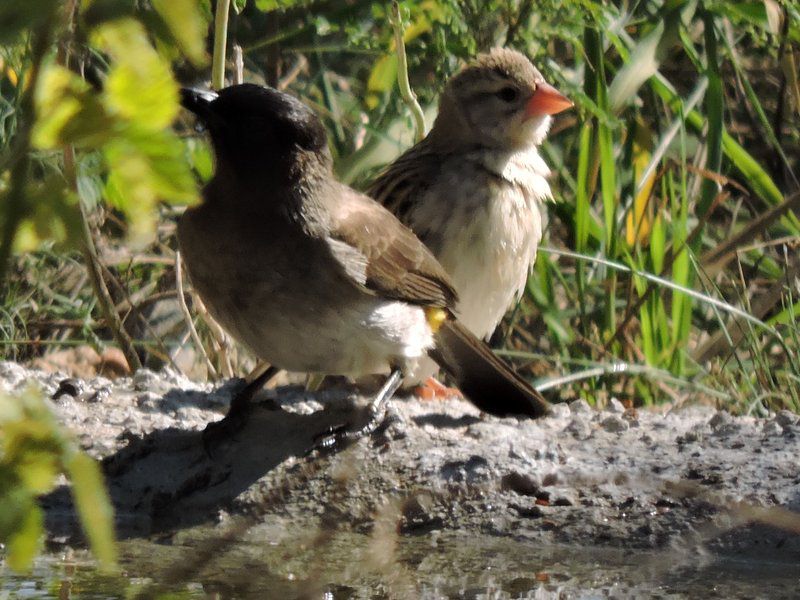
xmin=328 ymin=185 xmax=458 ymax=309
xmin=366 ymin=139 xmax=440 ymax=226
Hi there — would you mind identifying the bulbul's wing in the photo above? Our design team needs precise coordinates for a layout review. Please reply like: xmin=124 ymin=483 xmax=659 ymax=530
xmin=327 ymin=184 xmax=458 ymax=309
xmin=366 ymin=139 xmax=441 ymax=226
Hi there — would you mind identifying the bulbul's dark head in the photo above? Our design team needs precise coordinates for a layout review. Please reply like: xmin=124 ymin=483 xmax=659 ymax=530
xmin=180 ymin=84 xmax=330 ymax=177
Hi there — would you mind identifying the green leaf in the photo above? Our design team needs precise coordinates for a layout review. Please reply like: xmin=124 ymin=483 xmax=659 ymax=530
xmin=608 ymin=1 xmax=696 ymax=112
xmin=698 ymin=11 xmax=723 ymax=218
xmin=232 ymin=0 xmax=248 ymax=14
xmin=94 ymin=19 xmax=179 ymax=130
xmin=32 ymin=66 xmax=115 ymax=149
xmin=65 ymin=452 xmax=118 ymax=570
xmin=14 ymin=179 xmax=82 ymax=253
xmin=151 ymin=0 xmax=209 ymax=66
xmin=5 ymin=500 xmax=43 ymax=572
xmin=103 ymin=127 xmax=198 ymax=243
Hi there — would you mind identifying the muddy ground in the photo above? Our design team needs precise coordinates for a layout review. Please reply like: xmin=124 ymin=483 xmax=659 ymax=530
xmin=2 ymin=361 xmax=799 ymax=593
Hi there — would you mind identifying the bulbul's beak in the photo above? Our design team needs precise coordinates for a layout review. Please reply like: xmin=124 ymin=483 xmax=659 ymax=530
xmin=180 ymin=87 xmax=219 ymax=123
xmin=524 ymin=82 xmax=572 ymax=118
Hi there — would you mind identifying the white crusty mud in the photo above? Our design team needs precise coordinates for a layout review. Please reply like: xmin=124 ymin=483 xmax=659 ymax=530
xmin=2 ymin=362 xmax=799 ymax=565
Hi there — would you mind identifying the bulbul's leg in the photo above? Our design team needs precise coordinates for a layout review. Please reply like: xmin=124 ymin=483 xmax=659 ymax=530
xmin=312 ymin=369 xmax=403 ymax=453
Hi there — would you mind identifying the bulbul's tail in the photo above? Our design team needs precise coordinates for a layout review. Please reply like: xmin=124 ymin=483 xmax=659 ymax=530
xmin=429 ymin=319 xmax=550 ymax=418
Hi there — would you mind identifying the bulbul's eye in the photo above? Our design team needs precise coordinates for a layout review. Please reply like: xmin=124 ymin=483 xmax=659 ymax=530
xmin=497 ymin=87 xmax=518 ymax=102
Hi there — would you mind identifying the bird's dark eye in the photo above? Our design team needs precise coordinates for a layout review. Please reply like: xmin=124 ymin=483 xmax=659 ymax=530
xmin=497 ymin=86 xmax=518 ymax=102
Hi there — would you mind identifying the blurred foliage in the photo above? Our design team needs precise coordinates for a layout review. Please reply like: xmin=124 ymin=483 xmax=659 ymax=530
xmin=0 ymin=0 xmax=798 ymax=435
xmin=0 ymin=386 xmax=116 ymax=572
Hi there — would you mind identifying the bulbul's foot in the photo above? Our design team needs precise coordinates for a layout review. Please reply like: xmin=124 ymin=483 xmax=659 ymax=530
xmin=415 ymin=377 xmax=462 ymax=401
xmin=308 ymin=370 xmax=403 ymax=455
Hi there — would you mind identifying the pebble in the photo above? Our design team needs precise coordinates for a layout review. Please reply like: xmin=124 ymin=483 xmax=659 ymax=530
xmin=601 ymin=415 xmax=629 ymax=433
xmin=608 ymin=398 xmax=626 ymax=414
xmin=566 ymin=416 xmax=592 ymax=439
xmin=569 ymin=399 xmax=592 ymax=414
xmin=549 ymin=403 xmax=570 ymax=419
xmin=775 ymin=410 xmax=798 ymax=428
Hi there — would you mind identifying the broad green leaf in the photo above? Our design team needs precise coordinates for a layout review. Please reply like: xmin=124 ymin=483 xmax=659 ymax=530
xmin=608 ymin=0 xmax=696 ymax=112
xmin=367 ymin=54 xmax=398 ymax=109
xmin=32 ymin=66 xmax=114 ymax=149
xmin=94 ymin=19 xmax=179 ymax=130
xmin=65 ymin=452 xmax=118 ymax=570
xmin=698 ymin=11 xmax=723 ymax=218
xmin=103 ymin=128 xmax=197 ymax=243
xmin=5 ymin=500 xmax=43 ymax=572
xmin=14 ymin=180 xmax=81 ymax=253
xmin=151 ymin=0 xmax=209 ymax=66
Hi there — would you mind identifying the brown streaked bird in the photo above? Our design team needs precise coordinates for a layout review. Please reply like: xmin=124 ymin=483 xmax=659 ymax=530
xmin=177 ymin=84 xmax=549 ymax=443
xmin=369 ymin=48 xmax=572 ymax=394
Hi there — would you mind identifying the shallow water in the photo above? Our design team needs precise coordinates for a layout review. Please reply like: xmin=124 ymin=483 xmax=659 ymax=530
xmin=2 ymin=531 xmax=798 ymax=599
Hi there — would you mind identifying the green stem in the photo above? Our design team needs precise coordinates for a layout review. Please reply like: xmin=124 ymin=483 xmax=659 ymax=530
xmin=389 ymin=1 xmax=425 ymax=142
xmin=211 ymin=0 xmax=231 ymax=90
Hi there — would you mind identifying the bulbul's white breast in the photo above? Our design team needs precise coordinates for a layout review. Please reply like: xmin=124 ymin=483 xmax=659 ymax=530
xmin=407 ymin=145 xmax=550 ymax=340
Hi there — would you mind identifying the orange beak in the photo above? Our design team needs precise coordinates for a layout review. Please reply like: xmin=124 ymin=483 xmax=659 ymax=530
xmin=525 ymin=82 xmax=573 ymax=118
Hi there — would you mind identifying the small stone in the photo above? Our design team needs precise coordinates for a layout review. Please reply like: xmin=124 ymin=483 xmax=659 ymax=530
xmin=774 ymin=410 xmax=798 ymax=428
xmin=601 ymin=415 xmax=629 ymax=433
xmin=501 ymin=472 xmax=540 ymax=496
xmin=52 ymin=378 xmax=84 ymax=399
xmin=762 ymin=421 xmax=783 ymax=437
xmin=510 ymin=503 xmax=544 ymax=519
xmin=132 ymin=369 xmax=159 ymax=391
xmin=679 ymin=430 xmax=700 ymax=443
xmin=608 ymin=398 xmax=626 ymax=414
xmin=86 ymin=386 xmax=111 ymax=403
xmin=541 ymin=472 xmax=560 ymax=486
xmin=709 ymin=410 xmax=732 ymax=430
xmin=136 ymin=392 xmax=161 ymax=410
xmin=569 ymin=399 xmax=592 ymax=414
xmin=549 ymin=403 xmax=570 ymax=419
xmin=552 ymin=493 xmax=576 ymax=507
xmin=565 ymin=416 xmax=592 ymax=439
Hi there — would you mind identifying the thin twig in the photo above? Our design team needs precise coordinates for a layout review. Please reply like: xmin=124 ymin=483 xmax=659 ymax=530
xmin=68 ymin=149 xmax=142 ymax=372
xmin=389 ymin=1 xmax=425 ymax=142
xmin=211 ymin=0 xmax=231 ymax=89
xmin=175 ymin=251 xmax=218 ymax=380
xmin=232 ymin=44 xmax=244 ymax=85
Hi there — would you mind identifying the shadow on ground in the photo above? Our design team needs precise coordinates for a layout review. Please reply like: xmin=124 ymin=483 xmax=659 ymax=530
xmin=43 ymin=384 xmax=370 ymax=540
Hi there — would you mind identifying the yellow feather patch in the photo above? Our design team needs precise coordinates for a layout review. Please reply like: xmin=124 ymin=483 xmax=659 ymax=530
xmin=425 ymin=307 xmax=447 ymax=333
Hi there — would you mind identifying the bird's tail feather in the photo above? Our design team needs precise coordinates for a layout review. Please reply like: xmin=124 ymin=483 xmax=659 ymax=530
xmin=429 ymin=319 xmax=550 ymax=418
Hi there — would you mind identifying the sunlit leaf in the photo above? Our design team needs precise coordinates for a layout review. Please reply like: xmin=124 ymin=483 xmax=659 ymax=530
xmin=151 ymin=0 xmax=209 ymax=66
xmin=366 ymin=54 xmax=398 ymax=109
xmin=94 ymin=19 xmax=179 ymax=130
xmin=13 ymin=180 xmax=81 ymax=252
xmin=625 ymin=120 xmax=655 ymax=247
xmin=608 ymin=0 xmax=696 ymax=112
xmin=32 ymin=66 xmax=114 ymax=149
xmin=65 ymin=452 xmax=118 ymax=570
xmin=5 ymin=500 xmax=43 ymax=572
